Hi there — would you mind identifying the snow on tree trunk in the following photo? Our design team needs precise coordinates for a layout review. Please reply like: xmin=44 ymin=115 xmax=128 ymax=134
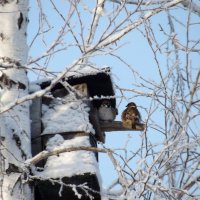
xmin=0 ymin=0 xmax=32 ymax=199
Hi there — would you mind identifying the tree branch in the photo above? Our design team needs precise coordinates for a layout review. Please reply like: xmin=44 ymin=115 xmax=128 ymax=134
xmin=25 ymin=146 xmax=111 ymax=166
xmin=95 ymin=0 xmax=185 ymax=49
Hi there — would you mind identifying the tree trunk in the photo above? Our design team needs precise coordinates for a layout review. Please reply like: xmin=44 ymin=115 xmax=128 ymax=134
xmin=0 ymin=0 xmax=32 ymax=199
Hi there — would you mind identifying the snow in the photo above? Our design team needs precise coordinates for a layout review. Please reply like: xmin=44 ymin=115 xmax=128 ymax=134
xmin=0 ymin=87 xmax=31 ymax=164
xmin=36 ymin=135 xmax=101 ymax=183
xmin=29 ymin=83 xmax=41 ymax=93
xmin=41 ymin=92 xmax=95 ymax=134
xmin=66 ymin=65 xmax=110 ymax=78
xmin=29 ymin=78 xmax=50 ymax=88
xmin=45 ymin=134 xmax=65 ymax=151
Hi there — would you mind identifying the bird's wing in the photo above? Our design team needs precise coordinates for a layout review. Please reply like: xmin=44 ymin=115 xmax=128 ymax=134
xmin=123 ymin=108 xmax=134 ymax=119
xmin=121 ymin=108 xmax=128 ymax=120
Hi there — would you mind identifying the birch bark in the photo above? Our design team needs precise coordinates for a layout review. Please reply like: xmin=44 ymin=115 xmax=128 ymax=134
xmin=0 ymin=0 xmax=32 ymax=199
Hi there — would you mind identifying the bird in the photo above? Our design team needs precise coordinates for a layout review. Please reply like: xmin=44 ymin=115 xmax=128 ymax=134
xmin=121 ymin=102 xmax=141 ymax=129
xmin=98 ymin=100 xmax=117 ymax=122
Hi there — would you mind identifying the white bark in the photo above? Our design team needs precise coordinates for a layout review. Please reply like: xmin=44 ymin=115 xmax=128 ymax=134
xmin=0 ymin=1 xmax=28 ymax=62
xmin=0 ymin=0 xmax=32 ymax=199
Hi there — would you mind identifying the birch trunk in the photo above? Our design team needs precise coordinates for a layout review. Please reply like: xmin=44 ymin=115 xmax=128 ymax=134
xmin=0 ymin=0 xmax=32 ymax=199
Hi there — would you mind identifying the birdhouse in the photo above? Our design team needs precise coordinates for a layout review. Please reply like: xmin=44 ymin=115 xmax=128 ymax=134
xmin=30 ymin=66 xmax=144 ymax=200
xmin=29 ymin=67 xmax=115 ymax=200
xmin=30 ymin=67 xmax=115 ymax=154
xmin=30 ymin=67 xmax=145 ymax=156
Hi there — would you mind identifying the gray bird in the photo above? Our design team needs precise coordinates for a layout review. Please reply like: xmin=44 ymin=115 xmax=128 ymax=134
xmin=98 ymin=100 xmax=117 ymax=122
xmin=121 ymin=102 xmax=141 ymax=129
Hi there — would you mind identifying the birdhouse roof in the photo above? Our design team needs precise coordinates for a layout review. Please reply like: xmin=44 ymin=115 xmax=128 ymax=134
xmin=65 ymin=66 xmax=116 ymax=108
xmin=31 ymin=66 xmax=116 ymax=108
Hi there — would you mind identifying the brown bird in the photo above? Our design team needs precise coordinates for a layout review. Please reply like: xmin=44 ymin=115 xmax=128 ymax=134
xmin=121 ymin=102 xmax=141 ymax=129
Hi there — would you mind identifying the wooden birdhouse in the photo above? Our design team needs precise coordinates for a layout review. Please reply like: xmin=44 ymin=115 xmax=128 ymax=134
xmin=30 ymin=66 xmax=145 ymax=157
xmin=30 ymin=66 xmax=144 ymax=200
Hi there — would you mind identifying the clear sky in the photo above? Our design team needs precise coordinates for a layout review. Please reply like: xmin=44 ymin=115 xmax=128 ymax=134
xmin=27 ymin=0 xmax=200 ymax=189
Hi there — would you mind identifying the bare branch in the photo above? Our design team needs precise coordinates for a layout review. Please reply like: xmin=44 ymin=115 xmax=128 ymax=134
xmin=25 ymin=146 xmax=110 ymax=166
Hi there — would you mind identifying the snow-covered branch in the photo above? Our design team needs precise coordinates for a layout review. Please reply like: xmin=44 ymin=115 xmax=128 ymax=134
xmin=25 ymin=146 xmax=110 ymax=166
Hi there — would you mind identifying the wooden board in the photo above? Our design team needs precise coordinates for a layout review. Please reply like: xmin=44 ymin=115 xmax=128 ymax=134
xmin=100 ymin=121 xmax=145 ymax=132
